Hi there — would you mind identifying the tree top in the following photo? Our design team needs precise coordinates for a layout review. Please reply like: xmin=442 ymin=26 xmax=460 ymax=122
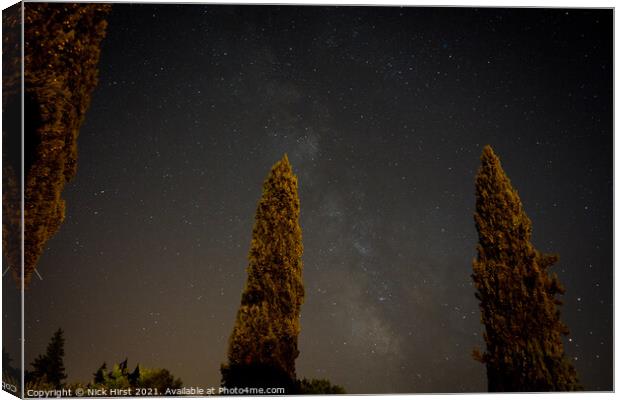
xmin=480 ymin=145 xmax=501 ymax=166
xmin=272 ymin=154 xmax=292 ymax=173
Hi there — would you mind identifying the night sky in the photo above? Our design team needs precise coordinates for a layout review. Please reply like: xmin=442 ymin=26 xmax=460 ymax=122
xmin=17 ymin=5 xmax=612 ymax=393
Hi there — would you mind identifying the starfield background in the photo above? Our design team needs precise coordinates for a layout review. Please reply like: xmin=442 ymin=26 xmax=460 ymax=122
xmin=2 ymin=4 xmax=613 ymax=394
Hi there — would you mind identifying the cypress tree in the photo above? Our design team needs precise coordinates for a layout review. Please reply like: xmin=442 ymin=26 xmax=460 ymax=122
xmin=2 ymin=3 xmax=111 ymax=286
xmin=472 ymin=145 xmax=580 ymax=392
xmin=30 ymin=328 xmax=67 ymax=388
xmin=221 ymin=154 xmax=304 ymax=393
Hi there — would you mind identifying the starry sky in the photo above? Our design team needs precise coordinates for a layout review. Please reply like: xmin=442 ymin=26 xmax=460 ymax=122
xmin=13 ymin=4 xmax=613 ymax=393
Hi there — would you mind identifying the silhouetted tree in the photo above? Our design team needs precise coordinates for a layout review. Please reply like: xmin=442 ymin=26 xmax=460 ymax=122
xmin=2 ymin=347 xmax=19 ymax=389
xmin=298 ymin=378 xmax=346 ymax=394
xmin=127 ymin=364 xmax=140 ymax=387
xmin=29 ymin=328 xmax=67 ymax=388
xmin=94 ymin=362 xmax=130 ymax=390
xmin=89 ymin=360 xmax=182 ymax=392
xmin=118 ymin=358 xmax=128 ymax=375
xmin=93 ymin=363 xmax=106 ymax=385
xmin=472 ymin=145 xmax=580 ymax=391
xmin=222 ymin=154 xmax=305 ymax=393
xmin=2 ymin=3 xmax=111 ymax=286
xmin=139 ymin=368 xmax=183 ymax=392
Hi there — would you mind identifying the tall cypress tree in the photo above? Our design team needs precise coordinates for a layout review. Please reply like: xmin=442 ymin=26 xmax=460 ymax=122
xmin=472 ymin=145 xmax=580 ymax=392
xmin=29 ymin=328 xmax=67 ymax=388
xmin=2 ymin=4 xmax=111 ymax=286
xmin=221 ymin=154 xmax=304 ymax=393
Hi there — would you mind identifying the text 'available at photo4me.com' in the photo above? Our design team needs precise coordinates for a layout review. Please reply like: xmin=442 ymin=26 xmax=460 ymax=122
xmin=23 ymin=386 xmax=287 ymax=398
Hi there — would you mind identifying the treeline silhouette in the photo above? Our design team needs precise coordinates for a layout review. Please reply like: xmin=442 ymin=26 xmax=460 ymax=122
xmin=11 ymin=329 xmax=182 ymax=394
xmin=90 ymin=360 xmax=182 ymax=393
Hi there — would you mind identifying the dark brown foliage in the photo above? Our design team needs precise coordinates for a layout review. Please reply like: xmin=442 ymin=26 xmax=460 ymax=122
xmin=27 ymin=328 xmax=67 ymax=388
xmin=2 ymin=4 xmax=23 ymax=288
xmin=2 ymin=4 xmax=110 ymax=286
xmin=298 ymin=378 xmax=346 ymax=394
xmin=472 ymin=145 xmax=580 ymax=391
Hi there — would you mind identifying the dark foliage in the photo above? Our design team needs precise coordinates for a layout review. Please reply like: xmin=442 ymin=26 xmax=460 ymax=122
xmin=27 ymin=328 xmax=67 ymax=388
xmin=2 ymin=347 xmax=20 ymax=389
xmin=472 ymin=145 xmax=580 ymax=391
xmin=298 ymin=378 xmax=346 ymax=394
xmin=89 ymin=359 xmax=182 ymax=392
xmin=93 ymin=363 xmax=106 ymax=385
xmin=221 ymin=363 xmax=299 ymax=394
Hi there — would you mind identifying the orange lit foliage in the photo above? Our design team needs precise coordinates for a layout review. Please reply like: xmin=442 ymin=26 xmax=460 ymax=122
xmin=472 ymin=145 xmax=580 ymax=392
xmin=222 ymin=155 xmax=304 ymax=393
xmin=2 ymin=4 xmax=110 ymax=286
